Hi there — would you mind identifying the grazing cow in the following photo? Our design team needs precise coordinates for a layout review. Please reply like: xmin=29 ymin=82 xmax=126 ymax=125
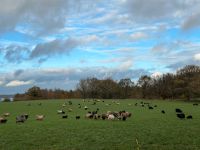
xmin=84 ymin=106 xmax=88 ymax=110
xmin=102 ymin=101 xmax=104 ymax=102
xmin=175 ymin=108 xmax=182 ymax=113
xmin=154 ymin=105 xmax=157 ymax=107
xmin=0 ymin=117 xmax=7 ymax=124
xmin=193 ymin=103 xmax=198 ymax=106
xmin=161 ymin=110 xmax=165 ymax=114
xmin=3 ymin=113 xmax=10 ymax=117
xmin=121 ymin=112 xmax=131 ymax=118
xmin=62 ymin=115 xmax=68 ymax=119
xmin=101 ymin=114 xmax=107 ymax=120
xmin=148 ymin=106 xmax=154 ymax=110
xmin=76 ymin=116 xmax=80 ymax=120
xmin=16 ymin=115 xmax=27 ymax=123
xmin=85 ymin=113 xmax=93 ymax=119
xmin=57 ymin=110 xmax=65 ymax=114
xmin=108 ymin=114 xmax=115 ymax=120
xmin=176 ymin=113 xmax=185 ymax=119
xmin=112 ymin=112 xmax=119 ymax=119
xmin=187 ymin=115 xmax=193 ymax=119
xmin=36 ymin=115 xmax=45 ymax=121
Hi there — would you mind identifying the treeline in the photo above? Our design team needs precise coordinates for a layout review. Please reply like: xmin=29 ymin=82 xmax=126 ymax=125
xmin=14 ymin=87 xmax=80 ymax=101
xmin=14 ymin=65 xmax=200 ymax=101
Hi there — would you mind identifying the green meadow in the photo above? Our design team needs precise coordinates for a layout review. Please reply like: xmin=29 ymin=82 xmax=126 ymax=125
xmin=0 ymin=99 xmax=200 ymax=150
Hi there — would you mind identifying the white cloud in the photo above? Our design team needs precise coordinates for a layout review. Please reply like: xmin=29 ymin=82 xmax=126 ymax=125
xmin=130 ymin=32 xmax=148 ymax=41
xmin=0 ymin=0 xmax=98 ymax=35
xmin=119 ymin=59 xmax=133 ymax=71
xmin=124 ymin=0 xmax=189 ymax=20
xmin=90 ymin=11 xmax=117 ymax=24
xmin=0 ymin=81 xmax=4 ymax=86
xmin=194 ymin=53 xmax=200 ymax=61
xmin=6 ymin=80 xmax=33 ymax=87
xmin=81 ymin=35 xmax=100 ymax=44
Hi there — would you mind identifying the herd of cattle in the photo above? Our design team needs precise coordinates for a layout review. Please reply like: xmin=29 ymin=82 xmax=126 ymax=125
xmin=0 ymin=100 xmax=199 ymax=124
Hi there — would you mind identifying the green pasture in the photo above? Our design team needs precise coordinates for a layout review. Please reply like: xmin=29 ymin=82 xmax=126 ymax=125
xmin=0 ymin=99 xmax=200 ymax=150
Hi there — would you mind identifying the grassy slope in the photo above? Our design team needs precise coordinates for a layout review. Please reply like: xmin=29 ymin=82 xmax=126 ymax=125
xmin=0 ymin=99 xmax=200 ymax=150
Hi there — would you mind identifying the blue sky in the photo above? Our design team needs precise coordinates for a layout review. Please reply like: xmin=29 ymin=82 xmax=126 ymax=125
xmin=0 ymin=0 xmax=200 ymax=94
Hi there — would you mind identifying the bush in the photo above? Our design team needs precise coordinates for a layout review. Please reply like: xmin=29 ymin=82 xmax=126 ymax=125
xmin=2 ymin=98 xmax=11 ymax=102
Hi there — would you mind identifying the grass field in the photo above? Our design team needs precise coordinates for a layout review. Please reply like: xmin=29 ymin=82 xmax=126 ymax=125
xmin=0 ymin=99 xmax=200 ymax=150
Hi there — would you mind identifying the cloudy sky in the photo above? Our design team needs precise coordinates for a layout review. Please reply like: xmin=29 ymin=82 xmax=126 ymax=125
xmin=0 ymin=0 xmax=200 ymax=94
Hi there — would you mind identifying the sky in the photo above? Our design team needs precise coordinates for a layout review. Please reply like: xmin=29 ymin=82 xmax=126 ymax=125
xmin=0 ymin=0 xmax=200 ymax=94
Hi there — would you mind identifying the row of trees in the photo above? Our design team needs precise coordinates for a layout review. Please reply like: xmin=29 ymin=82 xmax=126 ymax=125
xmin=14 ymin=65 xmax=200 ymax=101
xmin=14 ymin=87 xmax=80 ymax=101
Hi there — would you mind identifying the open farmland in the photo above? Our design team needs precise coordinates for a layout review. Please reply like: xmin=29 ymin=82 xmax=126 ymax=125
xmin=0 ymin=99 xmax=200 ymax=150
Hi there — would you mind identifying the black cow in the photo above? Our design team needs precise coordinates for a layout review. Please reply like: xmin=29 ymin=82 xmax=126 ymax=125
xmin=0 ymin=118 xmax=7 ymax=124
xmin=148 ymin=106 xmax=154 ymax=110
xmin=175 ymin=108 xmax=182 ymax=113
xmin=193 ymin=103 xmax=198 ymax=106
xmin=62 ymin=115 xmax=68 ymax=119
xmin=161 ymin=110 xmax=165 ymax=114
xmin=187 ymin=115 xmax=193 ymax=119
xmin=177 ymin=113 xmax=185 ymax=119
xmin=76 ymin=116 xmax=80 ymax=120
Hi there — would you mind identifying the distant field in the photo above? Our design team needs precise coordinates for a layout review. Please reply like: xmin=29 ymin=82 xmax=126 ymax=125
xmin=0 ymin=99 xmax=200 ymax=150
